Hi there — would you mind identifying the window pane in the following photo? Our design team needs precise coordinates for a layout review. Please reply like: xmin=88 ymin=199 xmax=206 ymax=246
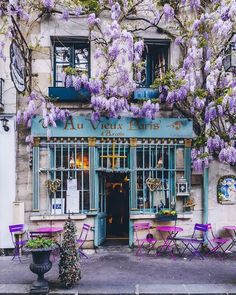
xmin=55 ymin=46 xmax=70 ymax=63
xmin=138 ymin=44 xmax=168 ymax=87
xmin=75 ymin=47 xmax=89 ymax=74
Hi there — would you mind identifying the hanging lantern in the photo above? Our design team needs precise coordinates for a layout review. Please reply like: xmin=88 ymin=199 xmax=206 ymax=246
xmin=223 ymin=32 xmax=236 ymax=72
xmin=176 ymin=176 xmax=189 ymax=196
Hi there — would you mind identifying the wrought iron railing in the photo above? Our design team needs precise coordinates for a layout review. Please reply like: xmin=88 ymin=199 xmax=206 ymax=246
xmin=0 ymin=78 xmax=4 ymax=105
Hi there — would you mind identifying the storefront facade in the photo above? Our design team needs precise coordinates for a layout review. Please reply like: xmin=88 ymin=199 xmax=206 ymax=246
xmin=30 ymin=115 xmax=193 ymax=246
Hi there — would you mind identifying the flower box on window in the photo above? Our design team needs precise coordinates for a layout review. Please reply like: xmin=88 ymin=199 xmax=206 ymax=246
xmin=48 ymin=87 xmax=91 ymax=102
xmin=156 ymin=210 xmax=177 ymax=221
xmin=133 ymin=87 xmax=159 ymax=100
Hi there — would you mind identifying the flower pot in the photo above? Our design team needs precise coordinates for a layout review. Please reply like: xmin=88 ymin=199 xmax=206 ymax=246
xmin=26 ymin=246 xmax=57 ymax=294
xmin=156 ymin=214 xmax=177 ymax=221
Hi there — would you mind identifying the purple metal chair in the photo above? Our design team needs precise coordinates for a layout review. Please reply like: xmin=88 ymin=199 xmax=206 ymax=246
xmin=9 ymin=224 xmax=28 ymax=262
xmin=206 ymin=224 xmax=229 ymax=257
xmin=174 ymin=223 xmax=208 ymax=260
xmin=77 ymin=224 xmax=90 ymax=259
xmin=133 ymin=222 xmax=157 ymax=256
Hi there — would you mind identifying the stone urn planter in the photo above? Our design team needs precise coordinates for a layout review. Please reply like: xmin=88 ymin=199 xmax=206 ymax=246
xmin=24 ymin=238 xmax=58 ymax=294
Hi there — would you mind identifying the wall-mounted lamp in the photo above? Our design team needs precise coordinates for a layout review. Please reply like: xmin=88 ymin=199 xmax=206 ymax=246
xmin=223 ymin=32 xmax=236 ymax=73
xmin=1 ymin=117 xmax=9 ymax=132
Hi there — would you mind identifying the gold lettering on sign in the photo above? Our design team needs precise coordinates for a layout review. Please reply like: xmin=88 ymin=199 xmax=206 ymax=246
xmin=64 ymin=117 xmax=76 ymax=130
xmin=128 ymin=119 xmax=160 ymax=131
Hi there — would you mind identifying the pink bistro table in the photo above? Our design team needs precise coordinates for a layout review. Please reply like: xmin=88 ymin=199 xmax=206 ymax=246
xmin=156 ymin=225 xmax=183 ymax=257
xmin=29 ymin=227 xmax=64 ymax=241
xmin=223 ymin=226 xmax=236 ymax=252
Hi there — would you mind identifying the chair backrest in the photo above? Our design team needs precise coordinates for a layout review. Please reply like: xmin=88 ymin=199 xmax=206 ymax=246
xmin=9 ymin=224 xmax=24 ymax=233
xmin=134 ymin=222 xmax=151 ymax=242
xmin=206 ymin=223 xmax=217 ymax=240
xmin=78 ymin=224 xmax=90 ymax=247
xmin=192 ymin=223 xmax=208 ymax=239
xmin=9 ymin=224 xmax=25 ymax=245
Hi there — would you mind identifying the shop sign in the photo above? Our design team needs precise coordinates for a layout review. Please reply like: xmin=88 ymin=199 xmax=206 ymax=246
xmin=32 ymin=116 xmax=193 ymax=139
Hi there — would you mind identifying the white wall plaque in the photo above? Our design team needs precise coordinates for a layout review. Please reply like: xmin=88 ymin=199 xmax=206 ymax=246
xmin=51 ymin=198 xmax=65 ymax=214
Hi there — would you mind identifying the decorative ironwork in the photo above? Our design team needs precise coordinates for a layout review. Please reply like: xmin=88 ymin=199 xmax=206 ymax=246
xmin=10 ymin=16 xmax=31 ymax=93
xmin=145 ymin=177 xmax=162 ymax=192
xmin=100 ymin=141 xmax=127 ymax=170
xmin=46 ymin=179 xmax=61 ymax=193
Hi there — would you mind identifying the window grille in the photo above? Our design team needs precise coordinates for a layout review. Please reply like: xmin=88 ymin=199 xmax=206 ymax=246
xmin=135 ymin=139 xmax=189 ymax=213
xmin=35 ymin=140 xmax=89 ymax=215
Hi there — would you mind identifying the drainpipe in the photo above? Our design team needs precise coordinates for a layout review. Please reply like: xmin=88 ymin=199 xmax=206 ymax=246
xmin=203 ymin=167 xmax=209 ymax=225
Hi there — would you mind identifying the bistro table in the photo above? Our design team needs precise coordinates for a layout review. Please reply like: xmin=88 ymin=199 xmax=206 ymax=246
xmin=223 ymin=226 xmax=236 ymax=252
xmin=156 ymin=225 xmax=183 ymax=257
xmin=29 ymin=227 xmax=64 ymax=241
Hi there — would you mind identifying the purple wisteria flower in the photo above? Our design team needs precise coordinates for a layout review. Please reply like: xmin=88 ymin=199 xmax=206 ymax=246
xmin=219 ymin=146 xmax=236 ymax=165
xmin=207 ymin=135 xmax=225 ymax=152
xmin=42 ymin=0 xmax=54 ymax=11
xmin=87 ymin=13 xmax=100 ymax=27
xmin=111 ymin=2 xmax=121 ymax=20
xmin=163 ymin=4 xmax=174 ymax=22
xmin=190 ymin=0 xmax=200 ymax=10
xmin=61 ymin=9 xmax=69 ymax=21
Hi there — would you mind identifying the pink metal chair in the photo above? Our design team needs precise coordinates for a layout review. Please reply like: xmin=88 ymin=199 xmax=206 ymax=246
xmin=9 ymin=224 xmax=28 ymax=262
xmin=206 ymin=224 xmax=229 ymax=257
xmin=77 ymin=223 xmax=90 ymax=259
xmin=133 ymin=222 xmax=157 ymax=256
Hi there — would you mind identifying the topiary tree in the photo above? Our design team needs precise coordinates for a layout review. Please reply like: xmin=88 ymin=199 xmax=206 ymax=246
xmin=59 ymin=217 xmax=81 ymax=288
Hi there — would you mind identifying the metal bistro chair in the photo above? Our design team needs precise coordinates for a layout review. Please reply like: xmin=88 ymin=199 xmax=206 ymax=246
xmin=9 ymin=224 xmax=28 ymax=262
xmin=206 ymin=224 xmax=229 ymax=257
xmin=77 ymin=224 xmax=90 ymax=259
xmin=174 ymin=223 xmax=208 ymax=260
xmin=133 ymin=222 xmax=157 ymax=256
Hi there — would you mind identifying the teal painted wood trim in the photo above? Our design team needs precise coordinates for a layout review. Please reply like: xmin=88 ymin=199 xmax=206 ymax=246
xmin=130 ymin=146 xmax=137 ymax=209
xmin=48 ymin=87 xmax=91 ymax=102
xmin=203 ymin=167 xmax=209 ymax=225
xmin=94 ymin=149 xmax=99 ymax=210
xmin=129 ymin=219 xmax=134 ymax=247
xmin=32 ymin=147 xmax=39 ymax=210
xmin=89 ymin=146 xmax=96 ymax=209
xmin=32 ymin=116 xmax=193 ymax=139
xmin=184 ymin=147 xmax=191 ymax=188
xmin=94 ymin=215 xmax=99 ymax=247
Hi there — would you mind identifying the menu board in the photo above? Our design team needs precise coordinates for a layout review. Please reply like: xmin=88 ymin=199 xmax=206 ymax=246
xmin=66 ymin=179 xmax=80 ymax=213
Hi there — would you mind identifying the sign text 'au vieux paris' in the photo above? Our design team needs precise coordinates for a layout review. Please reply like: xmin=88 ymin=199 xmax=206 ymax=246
xmin=31 ymin=116 xmax=193 ymax=139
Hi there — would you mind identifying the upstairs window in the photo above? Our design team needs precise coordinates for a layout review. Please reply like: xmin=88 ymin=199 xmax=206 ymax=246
xmin=139 ymin=40 xmax=169 ymax=87
xmin=52 ymin=38 xmax=90 ymax=87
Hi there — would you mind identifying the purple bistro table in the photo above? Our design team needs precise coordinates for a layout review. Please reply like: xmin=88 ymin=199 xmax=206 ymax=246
xmin=223 ymin=226 xmax=236 ymax=252
xmin=156 ymin=225 xmax=183 ymax=257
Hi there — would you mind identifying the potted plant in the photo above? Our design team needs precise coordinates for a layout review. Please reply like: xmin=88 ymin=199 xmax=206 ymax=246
xmin=24 ymin=237 xmax=58 ymax=294
xmin=156 ymin=209 xmax=177 ymax=221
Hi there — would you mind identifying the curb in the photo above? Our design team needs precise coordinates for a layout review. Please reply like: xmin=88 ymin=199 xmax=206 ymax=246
xmin=1 ymin=284 xmax=236 ymax=295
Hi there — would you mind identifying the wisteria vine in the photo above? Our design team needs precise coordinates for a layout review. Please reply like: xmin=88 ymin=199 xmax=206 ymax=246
xmin=0 ymin=0 xmax=236 ymax=171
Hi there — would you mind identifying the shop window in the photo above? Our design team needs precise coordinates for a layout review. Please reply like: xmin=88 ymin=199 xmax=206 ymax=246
xmin=52 ymin=38 xmax=90 ymax=87
xmin=35 ymin=141 xmax=90 ymax=215
xmin=135 ymin=140 xmax=190 ymax=213
xmin=139 ymin=40 xmax=169 ymax=87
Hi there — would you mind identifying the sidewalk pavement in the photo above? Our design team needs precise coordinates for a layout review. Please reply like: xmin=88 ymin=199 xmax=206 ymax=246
xmin=1 ymin=246 xmax=236 ymax=294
